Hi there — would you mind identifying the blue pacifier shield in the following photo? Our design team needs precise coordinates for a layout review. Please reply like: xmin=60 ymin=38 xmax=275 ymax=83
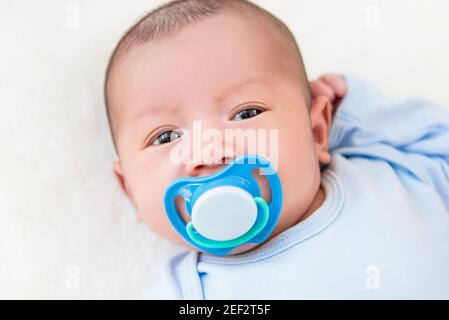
xmin=163 ymin=154 xmax=282 ymax=256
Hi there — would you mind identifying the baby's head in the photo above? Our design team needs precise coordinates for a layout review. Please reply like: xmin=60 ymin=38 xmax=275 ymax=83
xmin=104 ymin=0 xmax=332 ymax=254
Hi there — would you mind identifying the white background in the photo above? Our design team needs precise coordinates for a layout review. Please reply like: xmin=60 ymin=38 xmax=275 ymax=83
xmin=1 ymin=0 xmax=448 ymax=298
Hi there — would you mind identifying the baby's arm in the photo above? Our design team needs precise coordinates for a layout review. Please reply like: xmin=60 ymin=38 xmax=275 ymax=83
xmin=311 ymin=74 xmax=449 ymax=210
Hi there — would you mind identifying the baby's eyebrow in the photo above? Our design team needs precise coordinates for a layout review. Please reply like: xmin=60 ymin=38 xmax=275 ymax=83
xmin=131 ymin=104 xmax=181 ymax=126
xmin=215 ymin=76 xmax=269 ymax=105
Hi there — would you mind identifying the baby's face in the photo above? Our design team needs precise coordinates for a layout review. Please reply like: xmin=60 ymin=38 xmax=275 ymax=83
xmin=111 ymin=14 xmax=331 ymax=254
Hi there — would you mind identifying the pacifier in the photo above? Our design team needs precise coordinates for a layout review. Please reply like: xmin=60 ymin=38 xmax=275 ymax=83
xmin=163 ymin=154 xmax=283 ymax=256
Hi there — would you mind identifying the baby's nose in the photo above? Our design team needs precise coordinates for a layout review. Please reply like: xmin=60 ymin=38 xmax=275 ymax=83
xmin=185 ymin=156 xmax=234 ymax=177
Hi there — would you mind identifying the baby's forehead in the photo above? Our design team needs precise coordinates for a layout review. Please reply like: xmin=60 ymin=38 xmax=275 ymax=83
xmin=113 ymin=20 xmax=284 ymax=112
xmin=111 ymin=11 xmax=291 ymax=96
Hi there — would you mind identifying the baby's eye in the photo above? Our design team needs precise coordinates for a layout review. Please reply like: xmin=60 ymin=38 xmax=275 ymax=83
xmin=232 ymin=107 xmax=263 ymax=121
xmin=151 ymin=130 xmax=183 ymax=146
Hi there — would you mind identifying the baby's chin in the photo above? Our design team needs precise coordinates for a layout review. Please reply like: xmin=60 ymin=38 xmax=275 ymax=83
xmin=227 ymin=243 xmax=263 ymax=255
xmin=181 ymin=242 xmax=265 ymax=256
xmin=180 ymin=227 xmax=283 ymax=256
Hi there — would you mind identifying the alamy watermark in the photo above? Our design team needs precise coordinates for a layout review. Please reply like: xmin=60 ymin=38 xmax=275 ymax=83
xmin=168 ymin=120 xmax=279 ymax=174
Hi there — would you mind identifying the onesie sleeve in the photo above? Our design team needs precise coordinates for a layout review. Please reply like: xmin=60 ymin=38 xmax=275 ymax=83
xmin=328 ymin=75 xmax=449 ymax=210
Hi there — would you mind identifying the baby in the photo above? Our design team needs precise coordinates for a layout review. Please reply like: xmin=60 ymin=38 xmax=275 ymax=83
xmin=104 ymin=0 xmax=449 ymax=299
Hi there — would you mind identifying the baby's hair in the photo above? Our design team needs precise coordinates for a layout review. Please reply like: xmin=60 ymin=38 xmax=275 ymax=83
xmin=104 ymin=0 xmax=311 ymax=153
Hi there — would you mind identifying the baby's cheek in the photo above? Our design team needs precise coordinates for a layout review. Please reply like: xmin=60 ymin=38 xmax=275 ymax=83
xmin=276 ymin=126 xmax=319 ymax=215
xmin=140 ymin=181 xmax=169 ymax=223
xmin=139 ymin=194 xmax=187 ymax=245
xmin=127 ymin=164 xmax=177 ymax=238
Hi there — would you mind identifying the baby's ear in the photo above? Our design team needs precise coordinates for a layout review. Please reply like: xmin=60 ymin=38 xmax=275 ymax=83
xmin=112 ymin=160 xmax=137 ymax=209
xmin=310 ymin=95 xmax=332 ymax=165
